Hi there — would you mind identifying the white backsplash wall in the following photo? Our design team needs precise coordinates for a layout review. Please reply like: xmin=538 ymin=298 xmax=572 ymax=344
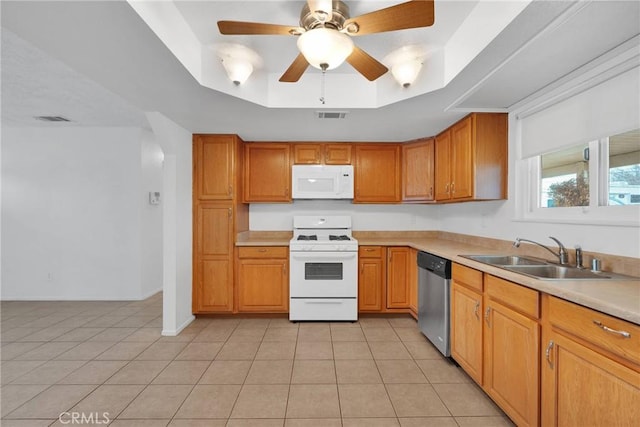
xmin=250 ymin=200 xmax=441 ymax=231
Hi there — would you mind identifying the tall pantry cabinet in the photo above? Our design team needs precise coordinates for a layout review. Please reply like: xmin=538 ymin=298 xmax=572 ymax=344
xmin=192 ymin=135 xmax=248 ymax=313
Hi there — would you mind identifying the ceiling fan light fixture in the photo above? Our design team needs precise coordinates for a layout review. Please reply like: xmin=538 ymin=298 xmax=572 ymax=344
xmin=391 ymin=60 xmax=422 ymax=88
xmin=297 ymin=28 xmax=354 ymax=70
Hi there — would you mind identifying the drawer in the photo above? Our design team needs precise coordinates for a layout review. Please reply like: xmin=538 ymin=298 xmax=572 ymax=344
xmin=547 ymin=295 xmax=640 ymax=365
xmin=238 ymin=246 xmax=288 ymax=259
xmin=290 ymin=298 xmax=357 ymax=321
xmin=485 ymin=274 xmax=539 ymax=319
xmin=359 ymin=246 xmax=384 ymax=258
xmin=452 ymin=263 xmax=483 ymax=293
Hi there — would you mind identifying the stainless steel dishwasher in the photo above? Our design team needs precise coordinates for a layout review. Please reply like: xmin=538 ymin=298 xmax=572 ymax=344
xmin=417 ymin=251 xmax=452 ymax=357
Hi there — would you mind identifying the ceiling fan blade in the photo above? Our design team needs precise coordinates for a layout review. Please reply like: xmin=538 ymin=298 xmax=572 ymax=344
xmin=279 ymin=54 xmax=310 ymax=82
xmin=346 ymin=47 xmax=389 ymax=81
xmin=344 ymin=0 xmax=434 ymax=36
xmin=218 ymin=20 xmax=300 ymax=36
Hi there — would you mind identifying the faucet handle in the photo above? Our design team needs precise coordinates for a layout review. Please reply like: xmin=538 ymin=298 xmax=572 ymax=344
xmin=575 ymin=245 xmax=584 ymax=269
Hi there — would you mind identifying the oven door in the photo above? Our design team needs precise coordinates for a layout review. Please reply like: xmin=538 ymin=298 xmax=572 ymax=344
xmin=290 ymin=251 xmax=357 ymax=298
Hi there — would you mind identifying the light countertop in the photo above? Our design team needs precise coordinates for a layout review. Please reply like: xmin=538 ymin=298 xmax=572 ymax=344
xmin=236 ymin=231 xmax=640 ymax=325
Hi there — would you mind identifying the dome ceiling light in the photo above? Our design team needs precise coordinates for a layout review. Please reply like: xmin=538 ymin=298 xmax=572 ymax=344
xmin=215 ymin=43 xmax=263 ymax=85
xmin=384 ymin=45 xmax=427 ymax=88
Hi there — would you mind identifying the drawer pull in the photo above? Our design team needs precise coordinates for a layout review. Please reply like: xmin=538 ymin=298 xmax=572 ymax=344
xmin=474 ymin=301 xmax=480 ymax=319
xmin=593 ymin=320 xmax=631 ymax=338
xmin=545 ymin=340 xmax=554 ymax=367
xmin=258 ymin=249 xmax=267 ymax=253
xmin=484 ymin=307 xmax=491 ymax=327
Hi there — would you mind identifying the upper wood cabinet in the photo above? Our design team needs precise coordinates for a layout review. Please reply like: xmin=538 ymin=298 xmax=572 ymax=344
xmin=293 ymin=143 xmax=352 ymax=165
xmin=402 ymin=138 xmax=435 ymax=202
xmin=244 ymin=143 xmax=291 ymax=203
xmin=193 ymin=134 xmax=241 ymax=200
xmin=354 ymin=144 xmax=402 ymax=203
xmin=435 ymin=113 xmax=508 ymax=202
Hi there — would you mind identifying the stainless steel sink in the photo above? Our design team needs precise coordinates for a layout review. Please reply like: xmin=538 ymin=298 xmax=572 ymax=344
xmin=503 ymin=265 xmax=612 ymax=280
xmin=461 ymin=255 xmax=549 ymax=266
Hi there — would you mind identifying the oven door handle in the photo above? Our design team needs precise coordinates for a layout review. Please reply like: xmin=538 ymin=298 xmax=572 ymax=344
xmin=291 ymin=252 xmax=357 ymax=261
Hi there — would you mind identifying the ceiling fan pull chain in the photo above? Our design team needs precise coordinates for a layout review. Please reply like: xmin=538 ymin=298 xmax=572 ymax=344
xmin=320 ymin=66 xmax=327 ymax=104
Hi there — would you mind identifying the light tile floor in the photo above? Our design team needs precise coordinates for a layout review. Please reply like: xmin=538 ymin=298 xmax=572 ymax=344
xmin=1 ymin=293 xmax=514 ymax=426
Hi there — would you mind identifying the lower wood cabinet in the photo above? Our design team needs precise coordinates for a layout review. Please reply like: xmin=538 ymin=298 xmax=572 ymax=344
xmin=387 ymin=247 xmax=411 ymax=309
xmin=358 ymin=246 xmax=385 ymax=312
xmin=451 ymin=263 xmax=540 ymax=427
xmin=541 ymin=295 xmax=640 ymax=427
xmin=451 ymin=264 xmax=484 ymax=384
xmin=484 ymin=275 xmax=540 ymax=427
xmin=358 ymin=246 xmax=414 ymax=313
xmin=237 ymin=246 xmax=288 ymax=312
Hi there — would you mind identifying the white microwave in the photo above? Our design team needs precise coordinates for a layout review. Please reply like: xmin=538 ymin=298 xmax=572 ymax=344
xmin=292 ymin=165 xmax=354 ymax=199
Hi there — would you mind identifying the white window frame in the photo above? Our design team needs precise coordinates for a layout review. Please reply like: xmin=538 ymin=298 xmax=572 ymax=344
xmin=516 ymin=138 xmax=640 ymax=226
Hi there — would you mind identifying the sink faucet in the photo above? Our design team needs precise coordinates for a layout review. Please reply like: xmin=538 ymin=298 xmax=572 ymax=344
xmin=513 ymin=236 xmax=569 ymax=265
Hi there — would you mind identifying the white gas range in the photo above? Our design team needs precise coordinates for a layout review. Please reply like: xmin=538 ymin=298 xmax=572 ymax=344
xmin=289 ymin=215 xmax=358 ymax=321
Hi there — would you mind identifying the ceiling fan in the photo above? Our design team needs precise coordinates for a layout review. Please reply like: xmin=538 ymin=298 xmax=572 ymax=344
xmin=217 ymin=0 xmax=435 ymax=83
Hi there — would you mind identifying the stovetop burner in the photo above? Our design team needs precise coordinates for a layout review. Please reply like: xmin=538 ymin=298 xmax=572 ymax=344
xmin=329 ymin=235 xmax=351 ymax=241
xmin=297 ymin=235 xmax=318 ymax=241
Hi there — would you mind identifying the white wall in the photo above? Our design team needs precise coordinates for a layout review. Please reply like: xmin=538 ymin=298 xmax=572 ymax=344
xmin=250 ymin=200 xmax=441 ymax=231
xmin=146 ymin=112 xmax=194 ymax=336
xmin=1 ymin=126 xmax=164 ymax=300
xmin=139 ymin=130 xmax=164 ymax=298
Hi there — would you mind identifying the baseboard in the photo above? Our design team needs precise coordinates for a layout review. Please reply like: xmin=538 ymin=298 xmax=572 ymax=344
xmin=162 ymin=314 xmax=195 ymax=337
xmin=1 ymin=287 xmax=163 ymax=302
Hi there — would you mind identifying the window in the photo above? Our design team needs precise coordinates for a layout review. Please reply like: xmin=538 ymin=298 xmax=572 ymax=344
xmin=607 ymin=129 xmax=640 ymax=206
xmin=518 ymin=128 xmax=640 ymax=225
xmin=540 ymin=144 xmax=590 ymax=208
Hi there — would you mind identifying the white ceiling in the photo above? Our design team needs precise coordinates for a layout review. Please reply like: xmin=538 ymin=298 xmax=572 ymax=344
xmin=1 ymin=1 xmax=639 ymax=142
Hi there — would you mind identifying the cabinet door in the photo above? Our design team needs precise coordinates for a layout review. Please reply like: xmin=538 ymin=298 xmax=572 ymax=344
xmin=402 ymin=138 xmax=434 ymax=201
xmin=408 ymin=248 xmax=418 ymax=316
xmin=293 ymin=144 xmax=322 ymax=164
xmin=484 ymin=299 xmax=540 ymax=427
xmin=434 ymin=130 xmax=452 ymax=200
xmin=237 ymin=259 xmax=288 ymax=312
xmin=197 ymin=205 xmax=232 ymax=257
xmin=325 ymin=144 xmax=352 ymax=165
xmin=451 ymin=281 xmax=483 ymax=384
xmin=386 ymin=247 xmax=410 ymax=309
xmin=450 ymin=116 xmax=474 ymax=199
xmin=197 ymin=259 xmax=233 ymax=312
xmin=541 ymin=329 xmax=640 ymax=427
xmin=358 ymin=258 xmax=384 ymax=312
xmin=354 ymin=144 xmax=401 ymax=203
xmin=193 ymin=135 xmax=234 ymax=200
xmin=244 ymin=144 xmax=291 ymax=202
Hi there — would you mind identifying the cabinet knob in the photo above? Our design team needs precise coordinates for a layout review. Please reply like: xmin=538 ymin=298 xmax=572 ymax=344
xmin=473 ymin=301 xmax=480 ymax=319
xmin=228 ymin=185 xmax=232 ymax=196
xmin=451 ymin=182 xmax=455 ymax=194
xmin=445 ymin=183 xmax=450 ymax=194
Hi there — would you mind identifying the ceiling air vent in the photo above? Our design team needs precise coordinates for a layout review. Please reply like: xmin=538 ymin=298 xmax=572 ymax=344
xmin=316 ymin=111 xmax=348 ymax=119
xmin=34 ymin=115 xmax=71 ymax=122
